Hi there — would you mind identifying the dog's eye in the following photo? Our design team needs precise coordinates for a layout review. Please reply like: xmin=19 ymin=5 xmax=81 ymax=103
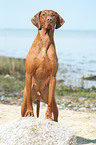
xmin=42 ymin=13 xmax=45 ymax=16
xmin=52 ymin=14 xmax=55 ymax=17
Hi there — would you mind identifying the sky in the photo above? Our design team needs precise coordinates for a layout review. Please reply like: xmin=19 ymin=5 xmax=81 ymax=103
xmin=0 ymin=0 xmax=96 ymax=30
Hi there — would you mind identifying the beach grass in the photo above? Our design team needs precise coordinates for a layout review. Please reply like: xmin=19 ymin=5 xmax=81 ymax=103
xmin=0 ymin=56 xmax=26 ymax=76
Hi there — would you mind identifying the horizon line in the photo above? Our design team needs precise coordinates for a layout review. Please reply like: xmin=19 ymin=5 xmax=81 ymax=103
xmin=0 ymin=28 xmax=96 ymax=32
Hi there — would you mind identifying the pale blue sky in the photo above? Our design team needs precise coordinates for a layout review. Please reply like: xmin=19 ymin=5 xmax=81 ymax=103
xmin=0 ymin=0 xmax=96 ymax=30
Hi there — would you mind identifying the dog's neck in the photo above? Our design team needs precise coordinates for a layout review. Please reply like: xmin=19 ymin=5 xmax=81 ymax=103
xmin=38 ymin=28 xmax=54 ymax=43
xmin=38 ymin=28 xmax=55 ymax=57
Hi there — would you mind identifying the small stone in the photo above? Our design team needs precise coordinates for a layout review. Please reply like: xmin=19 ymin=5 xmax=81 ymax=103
xmin=1 ymin=95 xmax=5 ymax=100
xmin=82 ymin=75 xmax=96 ymax=80
xmin=57 ymin=77 xmax=65 ymax=83
xmin=4 ymin=74 xmax=10 ymax=78
xmin=79 ymin=107 xmax=86 ymax=111
xmin=92 ymin=108 xmax=96 ymax=111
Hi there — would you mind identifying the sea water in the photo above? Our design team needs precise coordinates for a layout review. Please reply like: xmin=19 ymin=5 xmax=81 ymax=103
xmin=0 ymin=29 xmax=96 ymax=88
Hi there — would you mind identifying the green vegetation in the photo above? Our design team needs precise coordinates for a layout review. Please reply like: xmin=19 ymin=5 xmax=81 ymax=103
xmin=0 ymin=56 xmax=25 ymax=76
xmin=56 ymin=85 xmax=96 ymax=100
xmin=0 ymin=74 xmax=25 ymax=91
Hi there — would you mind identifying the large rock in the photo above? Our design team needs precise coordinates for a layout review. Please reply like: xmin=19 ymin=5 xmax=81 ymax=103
xmin=0 ymin=118 xmax=76 ymax=145
xmin=82 ymin=75 xmax=96 ymax=80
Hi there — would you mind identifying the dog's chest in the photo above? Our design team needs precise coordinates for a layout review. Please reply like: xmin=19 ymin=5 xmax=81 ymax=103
xmin=34 ymin=56 xmax=52 ymax=79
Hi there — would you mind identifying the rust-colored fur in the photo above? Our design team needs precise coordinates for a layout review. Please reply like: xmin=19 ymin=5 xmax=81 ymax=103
xmin=21 ymin=10 xmax=64 ymax=122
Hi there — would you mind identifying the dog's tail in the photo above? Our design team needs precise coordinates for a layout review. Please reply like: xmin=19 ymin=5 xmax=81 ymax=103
xmin=37 ymin=100 xmax=40 ymax=118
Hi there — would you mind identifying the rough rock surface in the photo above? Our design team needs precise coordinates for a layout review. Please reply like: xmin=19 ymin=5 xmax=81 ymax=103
xmin=0 ymin=117 xmax=76 ymax=145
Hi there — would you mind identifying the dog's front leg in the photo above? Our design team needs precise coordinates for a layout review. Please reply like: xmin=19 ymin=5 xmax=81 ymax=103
xmin=46 ymin=76 xmax=56 ymax=120
xmin=25 ymin=72 xmax=34 ymax=117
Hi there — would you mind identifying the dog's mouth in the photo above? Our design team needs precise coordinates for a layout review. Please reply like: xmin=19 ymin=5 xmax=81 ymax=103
xmin=45 ymin=22 xmax=53 ymax=30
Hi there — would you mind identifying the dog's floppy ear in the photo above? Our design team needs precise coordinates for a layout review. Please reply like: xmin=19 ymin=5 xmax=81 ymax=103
xmin=55 ymin=14 xmax=65 ymax=29
xmin=31 ymin=11 xmax=41 ymax=29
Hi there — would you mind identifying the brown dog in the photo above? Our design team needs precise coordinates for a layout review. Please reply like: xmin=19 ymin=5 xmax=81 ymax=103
xmin=21 ymin=10 xmax=64 ymax=122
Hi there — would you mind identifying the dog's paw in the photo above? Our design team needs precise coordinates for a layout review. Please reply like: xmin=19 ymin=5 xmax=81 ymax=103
xmin=45 ymin=110 xmax=52 ymax=120
xmin=24 ymin=110 xmax=34 ymax=117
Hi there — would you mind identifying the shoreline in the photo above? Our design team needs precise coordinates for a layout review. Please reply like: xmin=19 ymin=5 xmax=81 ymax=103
xmin=0 ymin=74 xmax=96 ymax=112
xmin=0 ymin=56 xmax=96 ymax=112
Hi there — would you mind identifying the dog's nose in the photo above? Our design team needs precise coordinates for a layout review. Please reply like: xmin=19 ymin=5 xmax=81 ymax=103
xmin=47 ymin=16 xmax=52 ymax=23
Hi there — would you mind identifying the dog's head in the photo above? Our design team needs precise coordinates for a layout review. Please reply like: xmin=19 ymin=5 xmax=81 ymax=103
xmin=31 ymin=10 xmax=65 ymax=30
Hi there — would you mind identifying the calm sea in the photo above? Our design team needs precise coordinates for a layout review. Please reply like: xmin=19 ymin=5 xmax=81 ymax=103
xmin=0 ymin=29 xmax=96 ymax=88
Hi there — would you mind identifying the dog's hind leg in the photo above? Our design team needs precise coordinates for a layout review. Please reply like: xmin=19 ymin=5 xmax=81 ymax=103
xmin=37 ymin=100 xmax=40 ymax=118
xmin=21 ymin=87 xmax=27 ymax=117
xmin=52 ymin=97 xmax=58 ymax=122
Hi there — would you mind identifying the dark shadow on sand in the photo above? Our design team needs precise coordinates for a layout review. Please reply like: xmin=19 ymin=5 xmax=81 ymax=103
xmin=77 ymin=136 xmax=96 ymax=144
